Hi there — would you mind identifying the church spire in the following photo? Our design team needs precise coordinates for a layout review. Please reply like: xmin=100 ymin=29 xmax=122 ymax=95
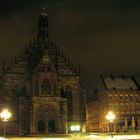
xmin=37 ymin=8 xmax=49 ymax=42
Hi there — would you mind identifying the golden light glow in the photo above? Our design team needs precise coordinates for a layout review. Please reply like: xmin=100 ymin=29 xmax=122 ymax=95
xmin=75 ymin=125 xmax=80 ymax=131
xmin=70 ymin=126 xmax=75 ymax=131
xmin=106 ymin=111 xmax=115 ymax=122
xmin=0 ymin=109 xmax=12 ymax=122
xmin=70 ymin=125 xmax=81 ymax=131
xmin=0 ymin=137 xmax=8 ymax=140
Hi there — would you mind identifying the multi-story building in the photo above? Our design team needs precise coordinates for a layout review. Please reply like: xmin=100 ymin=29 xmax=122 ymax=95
xmin=0 ymin=9 xmax=86 ymax=135
xmin=86 ymin=75 xmax=140 ymax=133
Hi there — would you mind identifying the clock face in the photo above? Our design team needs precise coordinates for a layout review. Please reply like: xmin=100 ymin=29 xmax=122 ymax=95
xmin=43 ymin=55 xmax=49 ymax=63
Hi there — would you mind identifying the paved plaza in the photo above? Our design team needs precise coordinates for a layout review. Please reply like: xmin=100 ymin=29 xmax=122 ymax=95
xmin=0 ymin=133 xmax=140 ymax=140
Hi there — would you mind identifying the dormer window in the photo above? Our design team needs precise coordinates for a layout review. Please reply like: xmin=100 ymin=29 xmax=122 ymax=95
xmin=113 ymin=87 xmax=116 ymax=90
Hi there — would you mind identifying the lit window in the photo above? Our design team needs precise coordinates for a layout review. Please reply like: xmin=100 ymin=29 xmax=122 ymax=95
xmin=115 ymin=103 xmax=119 ymax=108
xmin=126 ymin=112 xmax=130 ymax=115
xmin=125 ymin=103 xmax=128 ymax=109
xmin=130 ymin=95 xmax=133 ymax=100
xmin=70 ymin=125 xmax=81 ymax=132
xmin=120 ymin=103 xmax=124 ymax=109
xmin=109 ymin=95 xmax=113 ymax=100
xmin=109 ymin=103 xmax=114 ymax=108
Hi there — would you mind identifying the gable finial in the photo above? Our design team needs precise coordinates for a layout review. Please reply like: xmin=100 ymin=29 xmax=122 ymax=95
xmin=42 ymin=7 xmax=48 ymax=16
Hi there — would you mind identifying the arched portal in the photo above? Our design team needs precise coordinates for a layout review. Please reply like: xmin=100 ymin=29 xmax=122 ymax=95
xmin=38 ymin=120 xmax=46 ymax=133
xmin=34 ymin=104 xmax=59 ymax=134
xmin=48 ymin=120 xmax=55 ymax=132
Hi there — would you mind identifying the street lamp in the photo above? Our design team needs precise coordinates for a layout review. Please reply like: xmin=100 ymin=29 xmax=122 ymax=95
xmin=0 ymin=109 xmax=12 ymax=137
xmin=106 ymin=111 xmax=116 ymax=137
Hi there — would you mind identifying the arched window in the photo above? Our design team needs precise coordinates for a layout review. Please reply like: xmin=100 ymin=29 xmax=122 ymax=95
xmin=65 ymin=85 xmax=73 ymax=121
xmin=38 ymin=120 xmax=46 ymax=133
xmin=20 ymin=86 xmax=26 ymax=97
xmin=12 ymin=85 xmax=19 ymax=119
xmin=60 ymin=88 xmax=67 ymax=98
xmin=41 ymin=78 xmax=51 ymax=95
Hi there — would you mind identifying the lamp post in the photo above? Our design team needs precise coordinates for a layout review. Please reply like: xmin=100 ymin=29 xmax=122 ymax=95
xmin=106 ymin=111 xmax=115 ymax=138
xmin=0 ymin=109 xmax=12 ymax=137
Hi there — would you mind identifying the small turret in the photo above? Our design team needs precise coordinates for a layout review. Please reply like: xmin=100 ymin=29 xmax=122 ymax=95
xmin=7 ymin=61 xmax=10 ymax=71
xmin=37 ymin=8 xmax=49 ymax=42
xmin=2 ymin=60 xmax=5 ymax=72
xmin=14 ymin=56 xmax=17 ymax=64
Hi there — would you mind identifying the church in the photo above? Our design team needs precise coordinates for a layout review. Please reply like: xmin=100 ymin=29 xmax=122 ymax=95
xmin=0 ymin=9 xmax=86 ymax=135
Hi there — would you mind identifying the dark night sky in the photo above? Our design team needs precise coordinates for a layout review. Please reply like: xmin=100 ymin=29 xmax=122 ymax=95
xmin=1 ymin=0 xmax=140 ymax=97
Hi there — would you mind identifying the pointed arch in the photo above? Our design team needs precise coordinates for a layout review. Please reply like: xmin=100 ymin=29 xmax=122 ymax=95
xmin=34 ymin=104 xmax=59 ymax=133
xmin=41 ymin=78 xmax=51 ymax=95
xmin=65 ymin=85 xmax=73 ymax=121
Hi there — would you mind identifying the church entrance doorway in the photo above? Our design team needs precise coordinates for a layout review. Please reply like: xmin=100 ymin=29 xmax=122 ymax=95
xmin=38 ymin=120 xmax=46 ymax=133
xmin=48 ymin=120 xmax=55 ymax=132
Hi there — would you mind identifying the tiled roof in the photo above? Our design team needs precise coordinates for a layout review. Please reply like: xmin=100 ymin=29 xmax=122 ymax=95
xmin=102 ymin=75 xmax=138 ymax=90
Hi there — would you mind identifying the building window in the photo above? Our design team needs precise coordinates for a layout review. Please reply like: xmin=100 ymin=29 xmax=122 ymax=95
xmin=120 ymin=112 xmax=125 ymax=116
xmin=125 ymin=103 xmax=128 ymax=109
xmin=109 ymin=95 xmax=113 ymax=100
xmin=125 ymin=95 xmax=128 ymax=100
xmin=109 ymin=103 xmax=114 ymax=109
xmin=135 ymin=95 xmax=139 ymax=101
xmin=120 ymin=95 xmax=123 ymax=100
xmin=113 ymin=87 xmax=116 ymax=90
xmin=60 ymin=88 xmax=66 ymax=98
xmin=120 ymin=103 xmax=124 ymax=109
xmin=126 ymin=112 xmax=130 ymax=115
xmin=130 ymin=95 xmax=133 ymax=100
xmin=115 ymin=103 xmax=119 ymax=108
xmin=65 ymin=85 xmax=73 ymax=121
xmin=130 ymin=103 xmax=134 ymax=109
xmin=41 ymin=78 xmax=51 ymax=95
xmin=114 ymin=95 xmax=118 ymax=100
xmin=136 ymin=103 xmax=140 ymax=109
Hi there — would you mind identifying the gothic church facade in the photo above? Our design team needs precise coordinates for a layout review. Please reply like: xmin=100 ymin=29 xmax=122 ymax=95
xmin=0 ymin=10 xmax=86 ymax=135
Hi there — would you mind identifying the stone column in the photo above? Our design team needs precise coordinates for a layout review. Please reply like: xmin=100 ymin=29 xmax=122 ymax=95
xmin=107 ymin=123 xmax=109 ymax=133
xmin=137 ymin=116 xmax=140 ymax=129
xmin=114 ymin=123 xmax=116 ymax=133
xmin=125 ymin=116 xmax=128 ymax=130
xmin=131 ymin=116 xmax=135 ymax=131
